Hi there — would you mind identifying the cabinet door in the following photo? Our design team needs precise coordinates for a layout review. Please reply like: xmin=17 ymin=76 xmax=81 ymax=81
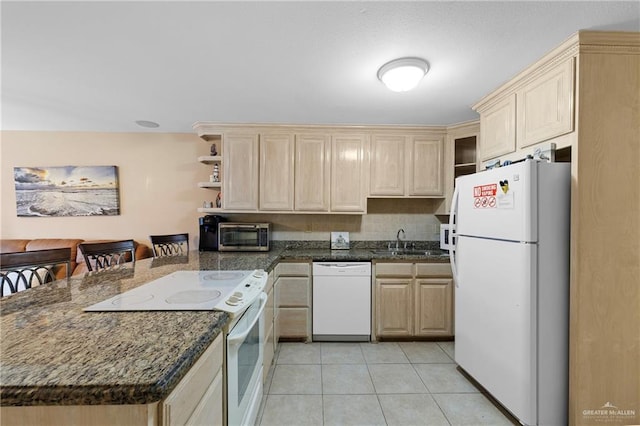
xmin=186 ymin=370 xmax=223 ymax=426
xmin=479 ymin=94 xmax=516 ymax=161
xmin=295 ymin=134 xmax=330 ymax=211
xmin=278 ymin=307 xmax=310 ymax=339
xmin=415 ymin=278 xmax=453 ymax=337
xmin=260 ymin=133 xmax=294 ymax=210
xmin=369 ymin=134 xmax=406 ymax=196
xmin=222 ymin=133 xmax=259 ymax=210
xmin=330 ymin=134 xmax=368 ymax=212
xmin=407 ymin=136 xmax=444 ymax=196
xmin=517 ymin=58 xmax=575 ymax=148
xmin=162 ymin=334 xmax=223 ymax=426
xmin=375 ymin=278 xmax=413 ymax=337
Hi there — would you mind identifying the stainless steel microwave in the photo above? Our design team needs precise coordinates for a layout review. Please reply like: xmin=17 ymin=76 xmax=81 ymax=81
xmin=218 ymin=223 xmax=270 ymax=252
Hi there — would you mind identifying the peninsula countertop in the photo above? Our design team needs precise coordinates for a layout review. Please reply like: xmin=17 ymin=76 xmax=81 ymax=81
xmin=1 ymin=245 xmax=449 ymax=407
xmin=0 ymin=251 xmax=278 ymax=407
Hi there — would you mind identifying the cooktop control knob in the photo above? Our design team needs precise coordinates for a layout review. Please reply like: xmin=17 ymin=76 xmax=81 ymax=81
xmin=226 ymin=295 xmax=241 ymax=306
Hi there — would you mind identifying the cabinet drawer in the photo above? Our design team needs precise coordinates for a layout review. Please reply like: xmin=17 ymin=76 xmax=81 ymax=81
xmin=162 ymin=333 xmax=223 ymax=426
xmin=275 ymin=262 xmax=310 ymax=277
xmin=278 ymin=307 xmax=310 ymax=338
xmin=415 ymin=263 xmax=452 ymax=277
xmin=375 ymin=263 xmax=414 ymax=277
xmin=277 ymin=276 xmax=311 ymax=307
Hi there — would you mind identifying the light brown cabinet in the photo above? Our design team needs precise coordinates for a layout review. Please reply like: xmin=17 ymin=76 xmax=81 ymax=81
xmin=259 ymin=133 xmax=294 ymax=211
xmin=476 ymin=58 xmax=576 ymax=162
xmin=275 ymin=262 xmax=311 ymax=341
xmin=407 ymin=136 xmax=444 ymax=196
xmin=375 ymin=262 xmax=453 ymax=339
xmin=222 ymin=133 xmax=259 ymax=210
xmin=478 ymin=94 xmax=516 ymax=161
xmin=516 ymin=58 xmax=575 ymax=149
xmin=295 ymin=133 xmax=331 ymax=211
xmin=376 ymin=277 xmax=414 ymax=337
xmin=161 ymin=333 xmax=224 ymax=426
xmin=331 ymin=134 xmax=368 ymax=212
xmin=369 ymin=134 xmax=444 ymax=197
xmin=369 ymin=134 xmax=406 ymax=196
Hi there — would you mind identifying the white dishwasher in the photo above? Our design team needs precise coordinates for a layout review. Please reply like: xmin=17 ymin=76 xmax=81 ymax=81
xmin=312 ymin=262 xmax=371 ymax=341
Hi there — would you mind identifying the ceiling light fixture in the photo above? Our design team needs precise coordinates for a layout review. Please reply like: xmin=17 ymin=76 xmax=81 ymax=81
xmin=377 ymin=57 xmax=429 ymax=92
xmin=135 ymin=120 xmax=160 ymax=128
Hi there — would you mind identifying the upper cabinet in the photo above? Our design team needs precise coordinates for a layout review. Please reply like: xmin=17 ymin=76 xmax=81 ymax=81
xmin=331 ymin=134 xmax=368 ymax=212
xmin=474 ymin=54 xmax=576 ymax=162
xmin=295 ymin=133 xmax=330 ymax=212
xmin=193 ymin=124 xmax=447 ymax=214
xmin=223 ymin=133 xmax=259 ymax=211
xmin=260 ymin=133 xmax=294 ymax=211
xmin=516 ymin=58 xmax=575 ymax=149
xmin=369 ymin=134 xmax=406 ymax=196
xmin=369 ymin=133 xmax=444 ymax=197
xmin=407 ymin=136 xmax=444 ymax=196
xmin=478 ymin=94 xmax=516 ymax=161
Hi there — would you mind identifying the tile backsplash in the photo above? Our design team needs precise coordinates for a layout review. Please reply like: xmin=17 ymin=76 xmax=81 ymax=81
xmin=224 ymin=198 xmax=444 ymax=242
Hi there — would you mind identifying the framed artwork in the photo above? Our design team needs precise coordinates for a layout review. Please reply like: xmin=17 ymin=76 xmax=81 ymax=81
xmin=14 ymin=166 xmax=120 ymax=217
xmin=330 ymin=231 xmax=350 ymax=250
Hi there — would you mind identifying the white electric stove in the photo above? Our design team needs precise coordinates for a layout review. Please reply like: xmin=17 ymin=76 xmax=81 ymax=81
xmin=84 ymin=269 xmax=267 ymax=317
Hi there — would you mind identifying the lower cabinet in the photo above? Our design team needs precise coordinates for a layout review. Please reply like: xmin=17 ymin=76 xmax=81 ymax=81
xmin=375 ymin=262 xmax=453 ymax=339
xmin=263 ymin=270 xmax=276 ymax=383
xmin=275 ymin=261 xmax=312 ymax=341
xmin=161 ymin=333 xmax=224 ymax=426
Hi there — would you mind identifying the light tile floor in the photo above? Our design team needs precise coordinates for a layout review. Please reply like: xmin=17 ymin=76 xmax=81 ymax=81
xmin=256 ymin=341 xmax=517 ymax=426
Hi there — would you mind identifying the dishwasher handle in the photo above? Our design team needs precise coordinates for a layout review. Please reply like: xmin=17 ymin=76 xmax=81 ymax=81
xmin=312 ymin=262 xmax=371 ymax=276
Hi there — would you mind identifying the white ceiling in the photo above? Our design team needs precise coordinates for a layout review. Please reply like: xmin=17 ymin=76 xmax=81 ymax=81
xmin=2 ymin=1 xmax=639 ymax=133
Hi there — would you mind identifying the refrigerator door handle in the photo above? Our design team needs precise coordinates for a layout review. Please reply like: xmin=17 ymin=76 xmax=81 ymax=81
xmin=449 ymin=184 xmax=459 ymax=286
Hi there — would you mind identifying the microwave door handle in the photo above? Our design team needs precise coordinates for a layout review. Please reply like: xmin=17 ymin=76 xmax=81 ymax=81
xmin=449 ymin=184 xmax=459 ymax=287
xmin=227 ymin=293 xmax=268 ymax=346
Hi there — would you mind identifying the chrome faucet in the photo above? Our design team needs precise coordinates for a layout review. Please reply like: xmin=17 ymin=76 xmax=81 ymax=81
xmin=396 ymin=229 xmax=406 ymax=250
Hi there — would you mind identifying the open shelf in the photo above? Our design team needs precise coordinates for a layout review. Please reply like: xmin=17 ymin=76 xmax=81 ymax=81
xmin=198 ymin=155 xmax=222 ymax=164
xmin=198 ymin=182 xmax=222 ymax=189
xmin=197 ymin=207 xmax=223 ymax=213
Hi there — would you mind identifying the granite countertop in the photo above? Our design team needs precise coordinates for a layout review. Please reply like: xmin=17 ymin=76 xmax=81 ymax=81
xmin=279 ymin=248 xmax=450 ymax=262
xmin=0 ymin=251 xmax=279 ymax=407
xmin=1 ymin=244 xmax=447 ymax=407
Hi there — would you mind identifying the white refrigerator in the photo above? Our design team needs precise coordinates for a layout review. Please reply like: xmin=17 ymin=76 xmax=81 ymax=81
xmin=448 ymin=160 xmax=570 ymax=426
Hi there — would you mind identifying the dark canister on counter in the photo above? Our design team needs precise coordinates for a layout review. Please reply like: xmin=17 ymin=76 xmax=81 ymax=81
xmin=199 ymin=215 xmax=226 ymax=251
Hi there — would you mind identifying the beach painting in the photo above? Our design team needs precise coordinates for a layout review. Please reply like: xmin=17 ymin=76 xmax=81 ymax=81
xmin=14 ymin=166 xmax=120 ymax=217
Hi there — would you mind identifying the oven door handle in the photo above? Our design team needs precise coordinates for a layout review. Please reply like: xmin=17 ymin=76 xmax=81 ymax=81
xmin=227 ymin=292 xmax=267 ymax=346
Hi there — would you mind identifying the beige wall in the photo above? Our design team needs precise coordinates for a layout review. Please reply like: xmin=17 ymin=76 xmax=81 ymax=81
xmin=1 ymin=131 xmax=442 ymax=247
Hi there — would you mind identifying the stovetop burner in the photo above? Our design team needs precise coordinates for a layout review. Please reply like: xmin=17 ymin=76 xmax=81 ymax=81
xmin=165 ymin=289 xmax=222 ymax=304
xmin=202 ymin=271 xmax=245 ymax=281
xmin=84 ymin=270 xmax=267 ymax=315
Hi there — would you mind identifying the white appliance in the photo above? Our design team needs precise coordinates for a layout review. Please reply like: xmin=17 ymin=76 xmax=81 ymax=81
xmin=226 ymin=291 xmax=267 ymax=426
xmin=448 ymin=160 xmax=570 ymax=426
xmin=84 ymin=270 xmax=267 ymax=315
xmin=312 ymin=262 xmax=371 ymax=341
xmin=84 ymin=269 xmax=268 ymax=426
